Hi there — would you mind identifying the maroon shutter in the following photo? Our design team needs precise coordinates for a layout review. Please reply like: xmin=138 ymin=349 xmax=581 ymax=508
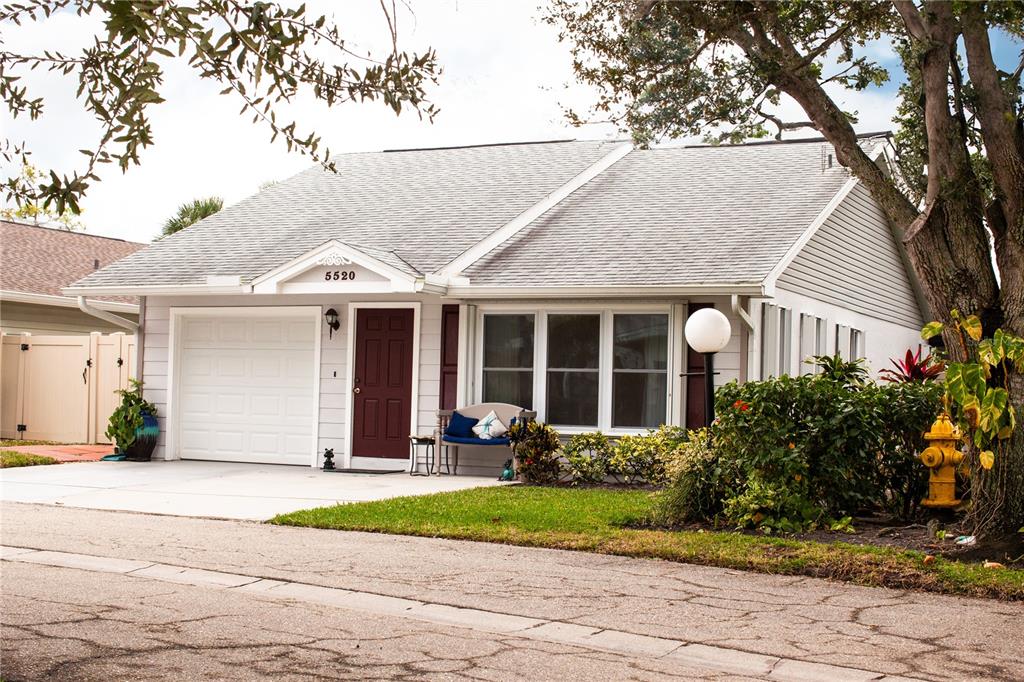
xmin=439 ymin=304 xmax=460 ymax=410
xmin=685 ymin=303 xmax=712 ymax=430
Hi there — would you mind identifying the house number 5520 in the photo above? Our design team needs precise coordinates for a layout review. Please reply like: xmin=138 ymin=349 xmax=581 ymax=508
xmin=325 ymin=270 xmax=356 ymax=281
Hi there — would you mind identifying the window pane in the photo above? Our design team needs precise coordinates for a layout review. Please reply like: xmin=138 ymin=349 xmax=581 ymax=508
xmin=614 ymin=314 xmax=668 ymax=370
xmin=547 ymin=371 xmax=599 ymax=426
xmin=483 ymin=315 xmax=534 ymax=368
xmin=547 ymin=314 xmax=600 ymax=369
xmin=483 ymin=370 xmax=533 ymax=409
xmin=613 ymin=372 xmax=667 ymax=428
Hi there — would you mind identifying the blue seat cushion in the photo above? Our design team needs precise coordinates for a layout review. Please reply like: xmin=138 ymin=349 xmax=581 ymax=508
xmin=445 ymin=411 xmax=478 ymax=438
xmin=442 ymin=435 xmax=511 ymax=446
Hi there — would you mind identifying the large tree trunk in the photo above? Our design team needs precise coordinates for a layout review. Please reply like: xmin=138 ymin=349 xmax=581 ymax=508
xmin=738 ymin=0 xmax=1021 ymax=533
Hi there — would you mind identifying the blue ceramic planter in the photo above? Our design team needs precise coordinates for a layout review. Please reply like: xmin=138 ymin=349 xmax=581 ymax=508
xmin=123 ymin=411 xmax=159 ymax=462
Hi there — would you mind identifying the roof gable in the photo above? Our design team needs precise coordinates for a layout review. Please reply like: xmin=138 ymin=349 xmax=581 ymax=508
xmin=251 ymin=240 xmax=428 ymax=294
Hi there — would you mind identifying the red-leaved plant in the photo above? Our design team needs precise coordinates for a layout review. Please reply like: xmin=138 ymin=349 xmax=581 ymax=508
xmin=879 ymin=348 xmax=944 ymax=383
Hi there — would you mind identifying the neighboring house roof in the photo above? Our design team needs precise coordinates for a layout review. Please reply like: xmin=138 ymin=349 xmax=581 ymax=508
xmin=66 ymin=136 xmax=893 ymax=296
xmin=71 ymin=140 xmax=621 ymax=289
xmin=0 ymin=220 xmax=145 ymax=306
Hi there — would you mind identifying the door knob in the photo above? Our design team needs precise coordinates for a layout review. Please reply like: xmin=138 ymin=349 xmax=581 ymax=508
xmin=353 ymin=387 xmax=361 ymax=394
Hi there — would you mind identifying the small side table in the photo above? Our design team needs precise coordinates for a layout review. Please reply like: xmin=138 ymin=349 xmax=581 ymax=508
xmin=408 ymin=435 xmax=435 ymax=476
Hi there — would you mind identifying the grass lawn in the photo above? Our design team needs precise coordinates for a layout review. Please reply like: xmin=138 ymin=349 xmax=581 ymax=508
xmin=272 ymin=486 xmax=1024 ymax=601
xmin=0 ymin=439 xmax=61 ymax=447
xmin=0 ymin=450 xmax=59 ymax=468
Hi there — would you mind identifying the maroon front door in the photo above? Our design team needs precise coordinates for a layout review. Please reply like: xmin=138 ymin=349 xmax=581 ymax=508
xmin=352 ymin=308 xmax=415 ymax=458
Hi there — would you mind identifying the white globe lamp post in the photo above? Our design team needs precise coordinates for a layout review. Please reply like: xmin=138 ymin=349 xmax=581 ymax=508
xmin=684 ymin=308 xmax=732 ymax=426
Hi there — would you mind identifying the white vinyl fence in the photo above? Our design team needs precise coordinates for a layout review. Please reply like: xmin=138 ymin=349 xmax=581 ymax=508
xmin=0 ymin=332 xmax=136 ymax=443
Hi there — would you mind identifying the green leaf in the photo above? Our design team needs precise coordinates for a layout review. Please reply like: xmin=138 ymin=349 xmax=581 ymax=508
xmin=921 ymin=321 xmax=944 ymax=340
xmin=962 ymin=315 xmax=983 ymax=342
xmin=979 ymin=387 xmax=1008 ymax=433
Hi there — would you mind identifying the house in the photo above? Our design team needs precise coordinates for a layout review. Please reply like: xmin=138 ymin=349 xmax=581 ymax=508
xmin=0 ymin=220 xmax=145 ymax=334
xmin=65 ymin=137 xmax=928 ymax=474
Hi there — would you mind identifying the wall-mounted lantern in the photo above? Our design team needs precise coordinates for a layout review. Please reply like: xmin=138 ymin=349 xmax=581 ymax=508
xmin=324 ymin=308 xmax=340 ymax=339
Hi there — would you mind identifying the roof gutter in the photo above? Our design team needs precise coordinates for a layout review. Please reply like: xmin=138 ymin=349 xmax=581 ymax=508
xmin=77 ymin=296 xmax=139 ymax=332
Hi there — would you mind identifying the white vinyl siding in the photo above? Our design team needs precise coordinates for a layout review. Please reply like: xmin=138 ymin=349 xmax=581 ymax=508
xmin=776 ymin=183 xmax=923 ymax=328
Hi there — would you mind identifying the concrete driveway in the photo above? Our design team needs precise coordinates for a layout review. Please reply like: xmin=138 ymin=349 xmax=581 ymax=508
xmin=0 ymin=460 xmax=507 ymax=520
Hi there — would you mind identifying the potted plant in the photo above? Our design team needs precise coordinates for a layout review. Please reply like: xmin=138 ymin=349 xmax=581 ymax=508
xmin=106 ymin=379 xmax=159 ymax=462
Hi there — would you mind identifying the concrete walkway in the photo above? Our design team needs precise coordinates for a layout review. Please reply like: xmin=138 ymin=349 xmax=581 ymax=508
xmin=1 ymin=443 xmax=111 ymax=463
xmin=3 ymin=503 xmax=1023 ymax=681
xmin=0 ymin=460 xmax=507 ymax=520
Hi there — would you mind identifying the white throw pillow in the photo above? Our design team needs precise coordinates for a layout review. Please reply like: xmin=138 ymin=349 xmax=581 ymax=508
xmin=472 ymin=410 xmax=507 ymax=440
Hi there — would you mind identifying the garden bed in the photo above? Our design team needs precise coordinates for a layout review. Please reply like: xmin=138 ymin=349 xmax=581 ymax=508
xmin=271 ymin=485 xmax=1024 ymax=600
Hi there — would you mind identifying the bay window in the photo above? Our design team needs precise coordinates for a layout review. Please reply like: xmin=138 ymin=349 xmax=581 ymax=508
xmin=482 ymin=314 xmax=534 ymax=408
xmin=546 ymin=314 xmax=600 ymax=426
xmin=612 ymin=314 xmax=669 ymax=428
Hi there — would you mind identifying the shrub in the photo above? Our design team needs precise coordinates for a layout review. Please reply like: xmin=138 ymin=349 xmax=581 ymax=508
xmin=609 ymin=425 xmax=686 ymax=485
xmin=508 ymin=420 xmax=562 ymax=484
xmin=714 ymin=364 xmax=941 ymax=528
xmin=722 ymin=474 xmax=823 ymax=534
xmin=655 ymin=428 xmax=739 ymax=524
xmin=563 ymin=432 xmax=613 ymax=484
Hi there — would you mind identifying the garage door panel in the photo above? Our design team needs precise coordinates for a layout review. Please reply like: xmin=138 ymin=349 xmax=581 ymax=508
xmin=177 ymin=313 xmax=316 ymax=465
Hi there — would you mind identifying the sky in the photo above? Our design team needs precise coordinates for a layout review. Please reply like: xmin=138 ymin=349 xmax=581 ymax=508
xmin=1 ymin=1 xmax=1021 ymax=243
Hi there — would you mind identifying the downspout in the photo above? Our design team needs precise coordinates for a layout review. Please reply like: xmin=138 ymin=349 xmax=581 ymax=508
xmin=77 ymin=296 xmax=139 ymax=332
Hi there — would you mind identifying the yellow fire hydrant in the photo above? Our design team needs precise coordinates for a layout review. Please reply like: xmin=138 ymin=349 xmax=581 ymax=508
xmin=920 ymin=413 xmax=964 ymax=508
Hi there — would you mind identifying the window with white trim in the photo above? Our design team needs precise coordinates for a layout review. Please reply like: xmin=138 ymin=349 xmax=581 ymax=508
xmin=479 ymin=308 xmax=671 ymax=431
xmin=612 ymin=314 xmax=669 ymax=428
xmin=482 ymin=314 xmax=534 ymax=408
xmin=546 ymin=314 xmax=600 ymax=427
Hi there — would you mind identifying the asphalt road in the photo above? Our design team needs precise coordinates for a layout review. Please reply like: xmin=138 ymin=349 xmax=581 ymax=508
xmin=2 ymin=502 xmax=1022 ymax=681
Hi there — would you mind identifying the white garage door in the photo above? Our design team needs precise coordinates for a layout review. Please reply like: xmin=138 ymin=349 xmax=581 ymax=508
xmin=176 ymin=310 xmax=318 ymax=465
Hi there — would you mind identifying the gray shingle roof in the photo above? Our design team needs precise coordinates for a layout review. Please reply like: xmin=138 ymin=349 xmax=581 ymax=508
xmin=71 ymin=137 xmax=875 ymax=291
xmin=72 ymin=140 xmax=620 ymax=288
xmin=463 ymin=141 xmax=854 ymax=287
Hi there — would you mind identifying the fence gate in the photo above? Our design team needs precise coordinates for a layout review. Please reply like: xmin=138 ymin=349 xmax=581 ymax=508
xmin=0 ymin=332 xmax=136 ymax=444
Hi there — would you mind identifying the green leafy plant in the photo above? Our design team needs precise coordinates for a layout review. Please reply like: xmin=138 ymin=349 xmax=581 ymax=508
xmin=714 ymin=368 xmax=941 ymax=524
xmin=609 ymin=425 xmax=686 ymax=485
xmin=808 ymin=354 xmax=870 ymax=387
xmin=921 ymin=311 xmax=1022 ymax=470
xmin=507 ymin=420 xmax=562 ymax=484
xmin=655 ymin=428 xmax=739 ymax=525
xmin=722 ymin=474 xmax=823 ymax=534
xmin=563 ymin=432 xmax=613 ymax=484
xmin=105 ymin=379 xmax=157 ymax=451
